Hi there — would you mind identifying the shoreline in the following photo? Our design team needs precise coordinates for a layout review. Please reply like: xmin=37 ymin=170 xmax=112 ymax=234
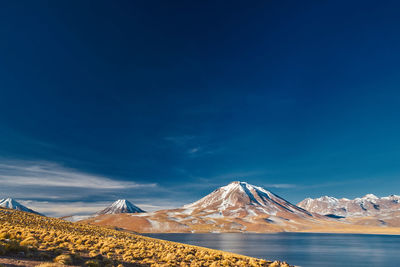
xmin=142 ymin=230 xmax=400 ymax=236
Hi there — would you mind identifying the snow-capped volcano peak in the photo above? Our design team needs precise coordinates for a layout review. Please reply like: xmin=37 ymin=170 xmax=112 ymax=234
xmin=183 ymin=181 xmax=312 ymax=217
xmin=0 ymin=198 xmax=18 ymax=209
xmin=97 ymin=199 xmax=145 ymax=215
xmin=0 ymin=198 xmax=42 ymax=215
xmin=223 ymin=181 xmax=274 ymax=198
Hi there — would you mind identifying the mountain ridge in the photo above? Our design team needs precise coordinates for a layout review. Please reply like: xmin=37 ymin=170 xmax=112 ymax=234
xmin=0 ymin=198 xmax=43 ymax=216
xmin=298 ymin=194 xmax=400 ymax=217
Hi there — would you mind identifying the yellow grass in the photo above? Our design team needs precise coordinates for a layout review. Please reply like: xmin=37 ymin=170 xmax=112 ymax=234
xmin=0 ymin=208 xmax=291 ymax=266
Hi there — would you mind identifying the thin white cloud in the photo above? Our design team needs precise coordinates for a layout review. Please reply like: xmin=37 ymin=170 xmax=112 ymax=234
xmin=19 ymin=200 xmax=108 ymax=217
xmin=262 ymin=183 xmax=297 ymax=189
xmin=188 ymin=147 xmax=200 ymax=154
xmin=0 ymin=161 xmax=157 ymax=189
xmin=165 ymin=135 xmax=223 ymax=157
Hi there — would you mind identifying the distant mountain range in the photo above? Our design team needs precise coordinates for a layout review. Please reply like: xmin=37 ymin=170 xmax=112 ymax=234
xmin=297 ymin=194 xmax=400 ymax=217
xmin=3 ymin=182 xmax=400 ymax=234
xmin=81 ymin=181 xmax=331 ymax=233
xmin=297 ymin=194 xmax=400 ymax=227
xmin=0 ymin=198 xmax=43 ymax=216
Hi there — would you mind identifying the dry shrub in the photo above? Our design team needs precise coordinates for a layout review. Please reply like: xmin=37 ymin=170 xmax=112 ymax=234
xmin=20 ymin=236 xmax=38 ymax=247
xmin=270 ymin=261 xmax=282 ymax=267
xmin=85 ymin=259 xmax=101 ymax=267
xmin=37 ymin=263 xmax=65 ymax=267
xmin=53 ymin=254 xmax=73 ymax=265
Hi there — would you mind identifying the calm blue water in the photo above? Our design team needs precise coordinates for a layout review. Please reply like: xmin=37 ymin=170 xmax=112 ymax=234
xmin=145 ymin=233 xmax=400 ymax=267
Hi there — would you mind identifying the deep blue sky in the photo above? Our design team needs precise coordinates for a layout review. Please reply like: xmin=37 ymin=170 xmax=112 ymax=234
xmin=1 ymin=1 xmax=400 ymax=215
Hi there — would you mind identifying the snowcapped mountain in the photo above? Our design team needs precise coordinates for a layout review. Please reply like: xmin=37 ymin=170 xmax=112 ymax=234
xmin=97 ymin=199 xmax=145 ymax=215
xmin=0 ymin=198 xmax=43 ymax=215
xmin=298 ymin=194 xmax=400 ymax=217
xmin=82 ymin=181 xmax=327 ymax=233
xmin=62 ymin=199 xmax=145 ymax=222
xmin=183 ymin=181 xmax=312 ymax=217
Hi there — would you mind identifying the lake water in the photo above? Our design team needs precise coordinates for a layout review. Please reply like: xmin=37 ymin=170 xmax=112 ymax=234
xmin=145 ymin=233 xmax=400 ymax=267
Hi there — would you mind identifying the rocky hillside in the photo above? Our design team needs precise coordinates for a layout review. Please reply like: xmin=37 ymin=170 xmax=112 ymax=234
xmin=298 ymin=194 xmax=400 ymax=217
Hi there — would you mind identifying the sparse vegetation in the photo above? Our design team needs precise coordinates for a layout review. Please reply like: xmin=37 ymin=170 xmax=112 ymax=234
xmin=0 ymin=207 xmax=291 ymax=266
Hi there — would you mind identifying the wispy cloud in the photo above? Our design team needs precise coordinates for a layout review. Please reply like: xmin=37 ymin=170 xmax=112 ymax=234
xmin=187 ymin=147 xmax=200 ymax=154
xmin=19 ymin=200 xmax=109 ymax=217
xmin=290 ymin=178 xmax=378 ymax=191
xmin=0 ymin=161 xmax=157 ymax=189
xmin=186 ymin=146 xmax=224 ymax=157
xmin=167 ymin=170 xmax=297 ymax=192
xmin=262 ymin=183 xmax=297 ymax=189
xmin=165 ymin=135 xmax=223 ymax=157
xmin=0 ymin=160 xmax=166 ymax=216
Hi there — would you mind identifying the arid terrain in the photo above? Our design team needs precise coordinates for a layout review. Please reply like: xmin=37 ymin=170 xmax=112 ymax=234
xmin=0 ymin=207 xmax=291 ymax=266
